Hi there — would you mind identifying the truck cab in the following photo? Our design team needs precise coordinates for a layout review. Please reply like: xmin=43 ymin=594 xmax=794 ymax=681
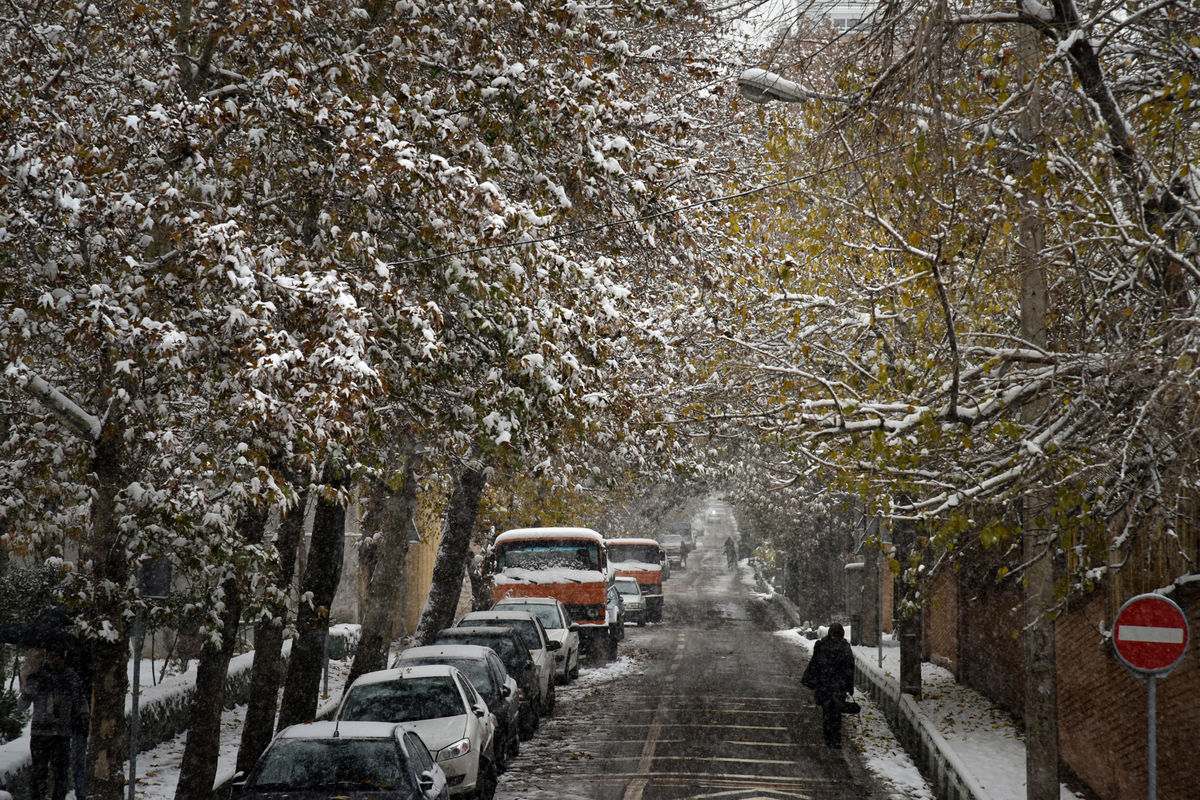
xmin=604 ymin=537 xmax=665 ymax=622
xmin=491 ymin=527 xmax=617 ymax=662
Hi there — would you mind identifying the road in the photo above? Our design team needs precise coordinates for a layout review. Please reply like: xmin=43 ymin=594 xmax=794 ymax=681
xmin=495 ymin=519 xmax=885 ymax=800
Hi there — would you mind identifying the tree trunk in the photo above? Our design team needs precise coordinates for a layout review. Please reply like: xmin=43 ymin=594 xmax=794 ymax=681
xmin=1016 ymin=20 xmax=1060 ymax=799
xmin=276 ymin=482 xmax=346 ymax=731
xmin=86 ymin=428 xmax=131 ymax=800
xmin=893 ymin=519 xmax=922 ymax=698
xmin=346 ymin=452 xmax=422 ymax=689
xmin=412 ymin=465 xmax=487 ymax=646
xmin=172 ymin=571 xmax=245 ymax=800
xmin=236 ymin=495 xmax=306 ymax=774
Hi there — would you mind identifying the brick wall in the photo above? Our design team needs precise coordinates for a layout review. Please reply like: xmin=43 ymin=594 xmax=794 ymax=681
xmin=925 ymin=563 xmax=1200 ymax=800
xmin=923 ymin=571 xmax=959 ymax=673
xmin=957 ymin=563 xmax=1025 ymax=715
xmin=1057 ymin=587 xmax=1200 ymax=800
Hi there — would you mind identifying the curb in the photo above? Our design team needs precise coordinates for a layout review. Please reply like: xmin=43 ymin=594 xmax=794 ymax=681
xmin=853 ymin=652 xmax=994 ymax=800
xmin=750 ymin=580 xmax=991 ymax=800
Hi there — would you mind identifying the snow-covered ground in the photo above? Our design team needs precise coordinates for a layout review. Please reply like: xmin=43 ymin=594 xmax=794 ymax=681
xmin=777 ymin=626 xmax=1084 ymax=800
xmin=3 ymin=600 xmax=1082 ymax=800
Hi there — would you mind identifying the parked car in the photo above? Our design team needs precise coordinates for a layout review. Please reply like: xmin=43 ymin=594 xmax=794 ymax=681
xmin=455 ymin=610 xmax=559 ymax=717
xmin=232 ymin=720 xmax=449 ymax=800
xmin=491 ymin=596 xmax=581 ymax=683
xmin=432 ymin=626 xmax=541 ymax=739
xmin=602 ymin=584 xmax=625 ymax=661
xmin=392 ymin=644 xmax=520 ymax=772
xmin=336 ymin=664 xmax=496 ymax=799
xmin=614 ymin=576 xmax=647 ymax=627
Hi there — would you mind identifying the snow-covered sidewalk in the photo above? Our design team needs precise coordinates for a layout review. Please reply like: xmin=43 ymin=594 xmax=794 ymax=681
xmin=777 ymin=628 xmax=1083 ymax=800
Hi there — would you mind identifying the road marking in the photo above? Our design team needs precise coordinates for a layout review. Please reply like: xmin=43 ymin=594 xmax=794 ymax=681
xmin=596 ymin=755 xmax=801 ymax=766
xmin=622 ymin=630 xmax=684 ymax=800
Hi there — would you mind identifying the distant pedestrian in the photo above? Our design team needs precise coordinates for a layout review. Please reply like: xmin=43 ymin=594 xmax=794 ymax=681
xmin=19 ymin=648 xmax=90 ymax=800
xmin=724 ymin=537 xmax=737 ymax=570
xmin=800 ymin=623 xmax=855 ymax=748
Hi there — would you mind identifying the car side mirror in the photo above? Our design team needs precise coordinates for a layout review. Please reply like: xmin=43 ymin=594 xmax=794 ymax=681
xmin=474 ymin=705 xmax=487 ymax=718
xmin=569 ymin=623 xmax=582 ymax=632
xmin=546 ymin=640 xmax=561 ymax=651
xmin=501 ymin=684 xmax=512 ymax=697
xmin=418 ymin=771 xmax=436 ymax=792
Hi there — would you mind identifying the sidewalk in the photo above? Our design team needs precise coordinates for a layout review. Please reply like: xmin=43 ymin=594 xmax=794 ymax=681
xmin=778 ymin=627 xmax=1084 ymax=800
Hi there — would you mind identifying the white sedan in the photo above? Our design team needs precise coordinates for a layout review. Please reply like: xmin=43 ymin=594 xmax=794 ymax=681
xmin=336 ymin=664 xmax=497 ymax=799
xmin=491 ymin=596 xmax=581 ymax=683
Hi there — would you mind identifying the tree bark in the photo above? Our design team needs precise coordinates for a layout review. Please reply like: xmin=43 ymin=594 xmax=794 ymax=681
xmin=276 ymin=481 xmax=346 ymax=731
xmin=86 ymin=427 xmax=131 ymax=800
xmin=172 ymin=569 xmax=246 ymax=800
xmin=345 ymin=452 xmax=423 ymax=689
xmin=412 ymin=465 xmax=487 ymax=646
xmin=235 ymin=494 xmax=306 ymax=774
xmin=1016 ymin=21 xmax=1060 ymax=799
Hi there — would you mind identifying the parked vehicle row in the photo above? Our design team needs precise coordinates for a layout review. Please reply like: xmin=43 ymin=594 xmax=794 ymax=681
xmin=233 ymin=527 xmax=678 ymax=800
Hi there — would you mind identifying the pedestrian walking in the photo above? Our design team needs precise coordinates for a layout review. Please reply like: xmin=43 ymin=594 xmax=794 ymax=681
xmin=19 ymin=647 xmax=90 ymax=800
xmin=800 ymin=622 xmax=855 ymax=748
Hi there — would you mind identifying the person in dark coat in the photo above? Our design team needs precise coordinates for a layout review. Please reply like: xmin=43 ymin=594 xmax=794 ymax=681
xmin=800 ymin=622 xmax=855 ymax=748
xmin=19 ymin=648 xmax=90 ymax=800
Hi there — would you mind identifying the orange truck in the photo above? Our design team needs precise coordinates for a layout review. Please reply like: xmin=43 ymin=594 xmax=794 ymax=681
xmin=604 ymin=538 xmax=665 ymax=622
xmin=491 ymin=527 xmax=617 ymax=660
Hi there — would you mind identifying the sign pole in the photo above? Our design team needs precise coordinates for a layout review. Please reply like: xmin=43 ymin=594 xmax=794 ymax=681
xmin=1147 ymin=674 xmax=1156 ymax=800
xmin=1112 ymin=592 xmax=1189 ymax=800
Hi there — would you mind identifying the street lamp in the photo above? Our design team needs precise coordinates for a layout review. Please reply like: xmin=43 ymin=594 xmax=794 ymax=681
xmin=737 ymin=68 xmax=811 ymax=104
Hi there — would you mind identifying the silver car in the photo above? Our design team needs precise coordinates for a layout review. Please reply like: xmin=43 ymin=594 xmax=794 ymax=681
xmin=492 ymin=597 xmax=581 ymax=683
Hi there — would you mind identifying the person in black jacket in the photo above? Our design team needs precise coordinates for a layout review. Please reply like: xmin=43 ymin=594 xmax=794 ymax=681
xmin=800 ymin=623 xmax=855 ymax=748
xmin=19 ymin=647 xmax=90 ymax=800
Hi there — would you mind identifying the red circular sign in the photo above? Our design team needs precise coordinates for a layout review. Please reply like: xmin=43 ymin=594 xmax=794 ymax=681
xmin=1113 ymin=594 xmax=1189 ymax=675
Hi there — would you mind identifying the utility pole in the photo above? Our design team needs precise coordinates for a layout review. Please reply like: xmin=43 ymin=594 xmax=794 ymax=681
xmin=1015 ymin=19 xmax=1059 ymax=800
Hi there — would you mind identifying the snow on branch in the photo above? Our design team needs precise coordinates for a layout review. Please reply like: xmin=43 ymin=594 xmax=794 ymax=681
xmin=6 ymin=365 xmax=102 ymax=440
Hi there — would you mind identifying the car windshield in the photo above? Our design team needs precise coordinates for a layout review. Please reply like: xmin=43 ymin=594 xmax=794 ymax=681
xmin=495 ymin=539 xmax=600 ymax=571
xmin=339 ymin=677 xmax=464 ymax=723
xmin=436 ymin=634 xmax=521 ymax=667
xmin=462 ymin=618 xmax=540 ymax=650
xmin=616 ymin=581 xmax=640 ymax=596
xmin=401 ymin=658 xmax=494 ymax=695
xmin=250 ymin=738 xmax=412 ymax=791
xmin=495 ymin=603 xmax=561 ymax=630
xmin=609 ymin=545 xmax=659 ymax=564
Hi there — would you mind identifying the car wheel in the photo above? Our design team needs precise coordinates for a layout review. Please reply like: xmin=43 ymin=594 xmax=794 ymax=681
xmin=494 ymin=729 xmax=508 ymax=774
xmin=472 ymin=757 xmax=497 ymax=800
xmin=509 ymin=728 xmax=520 ymax=760
xmin=519 ymin=705 xmax=539 ymax=739
xmin=608 ymin=633 xmax=619 ymax=661
xmin=637 ymin=615 xmax=646 ymax=627
xmin=543 ymin=680 xmax=556 ymax=716
xmin=568 ymin=651 xmax=580 ymax=680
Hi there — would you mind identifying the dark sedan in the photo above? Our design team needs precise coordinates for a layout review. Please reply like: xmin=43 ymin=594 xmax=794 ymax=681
xmin=233 ymin=720 xmax=448 ymax=800
xmin=431 ymin=626 xmax=540 ymax=739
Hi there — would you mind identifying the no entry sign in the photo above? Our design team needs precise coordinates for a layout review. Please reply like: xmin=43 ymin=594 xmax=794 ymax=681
xmin=1113 ymin=593 xmax=1189 ymax=675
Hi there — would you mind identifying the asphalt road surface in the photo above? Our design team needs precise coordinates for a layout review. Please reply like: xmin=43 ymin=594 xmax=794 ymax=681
xmin=495 ymin=520 xmax=885 ymax=800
